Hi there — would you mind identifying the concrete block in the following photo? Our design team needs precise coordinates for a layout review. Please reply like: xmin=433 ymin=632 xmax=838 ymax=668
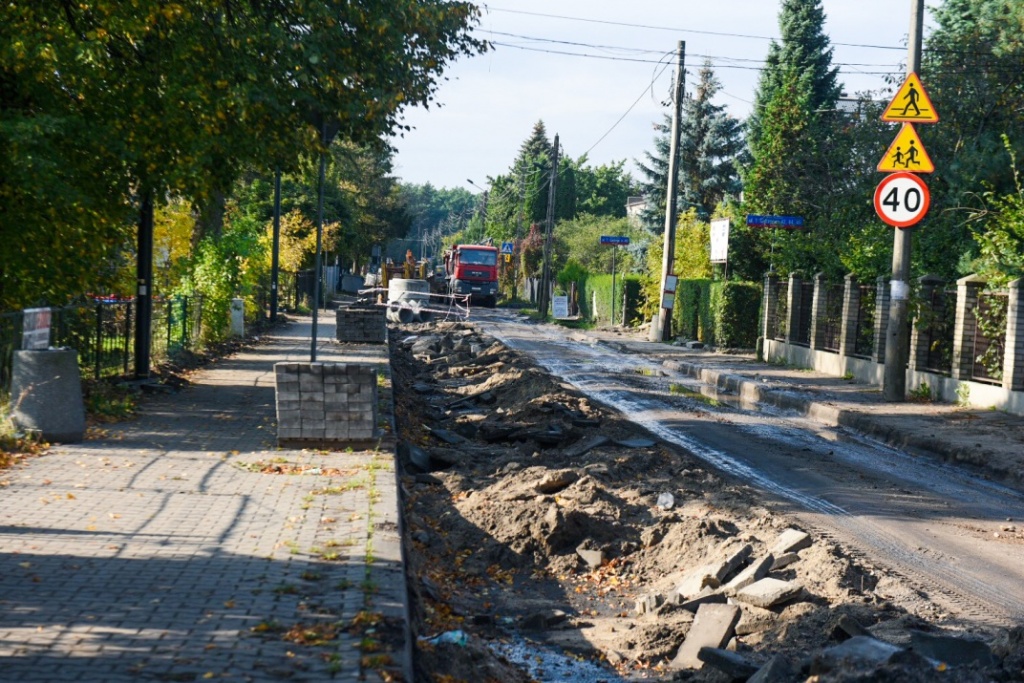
xmin=276 ymin=400 xmax=301 ymax=413
xmin=735 ymin=605 xmax=777 ymax=636
xmin=679 ymin=587 xmax=726 ymax=613
xmin=669 ymin=603 xmax=740 ymax=670
xmin=635 ymin=593 xmax=663 ymax=615
xmin=770 ymin=528 xmax=811 ymax=555
xmin=676 ymin=565 xmax=721 ymax=598
xmin=748 ymin=655 xmax=795 ymax=683
xmin=714 ymin=543 xmax=752 ymax=582
xmin=349 ymin=426 xmax=375 ymax=440
xmin=771 ymin=552 xmax=800 ymax=570
xmin=811 ymin=636 xmax=901 ymax=674
xmin=697 ymin=647 xmax=759 ymax=680
xmin=10 ymin=349 xmax=85 ymax=443
xmin=733 ymin=578 xmax=803 ymax=609
xmin=909 ymin=630 xmax=995 ymax=667
xmin=830 ymin=614 xmax=870 ymax=641
xmin=576 ymin=545 xmax=604 ymax=569
xmin=725 ymin=554 xmax=774 ymax=594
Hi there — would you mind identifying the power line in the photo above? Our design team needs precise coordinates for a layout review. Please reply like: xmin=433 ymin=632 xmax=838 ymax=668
xmin=486 ymin=6 xmax=907 ymax=51
xmin=584 ymin=53 xmax=675 ymax=157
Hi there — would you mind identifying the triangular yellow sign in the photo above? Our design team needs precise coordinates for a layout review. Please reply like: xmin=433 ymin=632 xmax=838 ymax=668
xmin=881 ymin=72 xmax=938 ymax=123
xmin=877 ymin=123 xmax=934 ymax=173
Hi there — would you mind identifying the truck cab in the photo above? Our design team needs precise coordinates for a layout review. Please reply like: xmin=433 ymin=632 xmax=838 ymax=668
xmin=444 ymin=244 xmax=499 ymax=307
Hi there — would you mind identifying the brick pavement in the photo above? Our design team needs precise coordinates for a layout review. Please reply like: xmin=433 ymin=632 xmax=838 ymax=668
xmin=0 ymin=316 xmax=408 ymax=682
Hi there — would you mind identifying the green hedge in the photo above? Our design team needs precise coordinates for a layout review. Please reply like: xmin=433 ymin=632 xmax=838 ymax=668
xmin=581 ymin=274 xmax=642 ymax=325
xmin=670 ymin=280 xmax=762 ymax=348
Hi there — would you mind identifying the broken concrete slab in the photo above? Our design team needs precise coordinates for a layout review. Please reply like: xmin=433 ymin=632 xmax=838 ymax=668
xmin=521 ymin=608 xmax=569 ymax=631
xmin=679 ymin=587 xmax=727 ymax=613
xmin=564 ymin=434 xmax=610 ymax=458
xmin=771 ymin=551 xmax=801 ymax=570
xmin=770 ymin=528 xmax=812 ymax=555
xmin=575 ymin=544 xmax=604 ymax=570
xmin=748 ymin=654 xmax=795 ymax=683
xmin=425 ymin=426 xmax=467 ymax=445
xmin=811 ymin=636 xmax=902 ymax=674
xmin=725 ymin=554 xmax=774 ymax=594
xmin=830 ymin=613 xmax=871 ymax=641
xmin=909 ymin=630 xmax=996 ymax=667
xmin=676 ymin=565 xmax=721 ymax=598
xmin=635 ymin=593 xmax=663 ymax=615
xmin=697 ymin=647 xmax=759 ymax=680
xmin=715 ymin=543 xmax=753 ymax=583
xmin=733 ymin=578 xmax=803 ymax=609
xmin=613 ymin=437 xmax=656 ymax=448
xmin=735 ymin=605 xmax=777 ymax=636
xmin=669 ymin=603 xmax=741 ymax=670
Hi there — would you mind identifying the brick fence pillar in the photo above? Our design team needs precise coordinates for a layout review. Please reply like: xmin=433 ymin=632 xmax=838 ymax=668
xmin=1002 ymin=279 xmax=1024 ymax=391
xmin=909 ymin=274 xmax=944 ymax=371
xmin=786 ymin=273 xmax=802 ymax=345
xmin=810 ymin=272 xmax=827 ymax=350
xmin=762 ymin=272 xmax=779 ymax=340
xmin=839 ymin=274 xmax=859 ymax=358
xmin=952 ymin=274 xmax=985 ymax=381
xmin=872 ymin=276 xmax=890 ymax=364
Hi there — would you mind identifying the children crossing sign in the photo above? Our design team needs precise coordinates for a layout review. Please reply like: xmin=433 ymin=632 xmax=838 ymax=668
xmin=881 ymin=72 xmax=938 ymax=123
xmin=877 ymin=123 xmax=934 ymax=173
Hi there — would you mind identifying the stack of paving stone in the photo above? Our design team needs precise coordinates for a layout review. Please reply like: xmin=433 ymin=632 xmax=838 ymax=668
xmin=335 ymin=303 xmax=386 ymax=343
xmin=275 ymin=362 xmax=378 ymax=443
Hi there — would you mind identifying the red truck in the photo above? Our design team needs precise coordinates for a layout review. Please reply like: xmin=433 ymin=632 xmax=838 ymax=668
xmin=443 ymin=244 xmax=500 ymax=307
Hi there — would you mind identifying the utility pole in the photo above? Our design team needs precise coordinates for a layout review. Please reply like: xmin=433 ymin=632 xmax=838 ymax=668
xmin=883 ymin=0 xmax=924 ymax=401
xmin=654 ymin=41 xmax=685 ymax=342
xmin=539 ymin=134 xmax=560 ymax=318
xmin=310 ymin=123 xmax=327 ymax=362
xmin=516 ymin=167 xmax=525 ymax=299
xmin=270 ymin=169 xmax=281 ymax=322
xmin=134 ymin=191 xmax=154 ymax=379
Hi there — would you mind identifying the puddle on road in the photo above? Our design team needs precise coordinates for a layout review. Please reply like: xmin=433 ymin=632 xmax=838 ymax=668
xmin=489 ymin=637 xmax=625 ymax=683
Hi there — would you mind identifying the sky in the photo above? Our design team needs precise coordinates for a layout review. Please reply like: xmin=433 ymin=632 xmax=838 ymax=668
xmin=391 ymin=1 xmax=941 ymax=192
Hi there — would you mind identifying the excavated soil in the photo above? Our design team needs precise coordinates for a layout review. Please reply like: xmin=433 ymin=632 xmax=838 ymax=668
xmin=389 ymin=321 xmax=1024 ymax=683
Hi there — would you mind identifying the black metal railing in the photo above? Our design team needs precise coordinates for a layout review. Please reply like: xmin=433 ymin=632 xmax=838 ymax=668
xmin=820 ymin=284 xmax=844 ymax=352
xmin=1 ymin=296 xmax=205 ymax=391
xmin=771 ymin=282 xmax=789 ymax=341
xmin=916 ymin=287 xmax=955 ymax=375
xmin=853 ymin=285 xmax=876 ymax=358
xmin=971 ymin=292 xmax=1007 ymax=385
xmin=791 ymin=282 xmax=815 ymax=346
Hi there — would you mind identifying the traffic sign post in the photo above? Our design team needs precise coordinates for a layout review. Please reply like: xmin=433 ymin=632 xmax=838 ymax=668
xmin=874 ymin=172 xmax=931 ymax=228
xmin=600 ymin=236 xmax=630 ymax=326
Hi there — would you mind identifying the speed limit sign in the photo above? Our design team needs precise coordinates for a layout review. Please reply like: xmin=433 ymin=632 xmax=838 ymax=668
xmin=874 ymin=171 xmax=930 ymax=228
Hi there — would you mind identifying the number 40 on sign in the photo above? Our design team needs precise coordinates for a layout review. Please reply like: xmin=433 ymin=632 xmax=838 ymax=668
xmin=874 ymin=171 xmax=930 ymax=229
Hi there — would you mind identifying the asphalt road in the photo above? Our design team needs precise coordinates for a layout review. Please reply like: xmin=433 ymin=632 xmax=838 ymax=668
xmin=477 ymin=311 xmax=1024 ymax=628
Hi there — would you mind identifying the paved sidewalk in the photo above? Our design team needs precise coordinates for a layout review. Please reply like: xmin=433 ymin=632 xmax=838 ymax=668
xmin=578 ymin=327 xmax=1024 ymax=491
xmin=0 ymin=316 xmax=409 ymax=682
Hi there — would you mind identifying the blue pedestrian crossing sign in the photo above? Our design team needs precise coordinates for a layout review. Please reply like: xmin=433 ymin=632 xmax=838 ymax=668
xmin=501 ymin=241 xmax=514 ymax=254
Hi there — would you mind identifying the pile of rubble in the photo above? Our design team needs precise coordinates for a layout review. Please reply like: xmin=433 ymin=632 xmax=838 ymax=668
xmin=389 ymin=322 xmax=1023 ymax=682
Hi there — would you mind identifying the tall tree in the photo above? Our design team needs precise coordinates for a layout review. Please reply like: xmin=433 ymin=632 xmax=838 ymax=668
xmin=635 ymin=115 xmax=673 ymax=231
xmin=678 ymin=60 xmax=745 ymax=219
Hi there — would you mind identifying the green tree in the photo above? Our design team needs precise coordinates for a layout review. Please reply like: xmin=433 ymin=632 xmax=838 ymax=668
xmin=678 ymin=61 xmax=745 ymax=219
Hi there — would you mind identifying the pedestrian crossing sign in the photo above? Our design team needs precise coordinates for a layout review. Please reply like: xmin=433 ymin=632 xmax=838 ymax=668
xmin=881 ymin=72 xmax=938 ymax=123
xmin=878 ymin=123 xmax=934 ymax=174
xmin=501 ymin=241 xmax=514 ymax=254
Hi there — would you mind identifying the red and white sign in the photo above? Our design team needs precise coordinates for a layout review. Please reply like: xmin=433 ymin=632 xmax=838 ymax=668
xmin=874 ymin=172 xmax=930 ymax=228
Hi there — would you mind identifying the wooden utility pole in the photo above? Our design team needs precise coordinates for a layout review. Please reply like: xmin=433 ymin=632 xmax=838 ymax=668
xmin=883 ymin=0 xmax=924 ymax=401
xmin=655 ymin=41 xmax=685 ymax=342
xmin=539 ymin=134 xmax=560 ymax=317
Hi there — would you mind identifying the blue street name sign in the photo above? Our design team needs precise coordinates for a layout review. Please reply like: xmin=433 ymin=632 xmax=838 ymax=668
xmin=745 ymin=214 xmax=805 ymax=229
xmin=600 ymin=235 xmax=630 ymax=245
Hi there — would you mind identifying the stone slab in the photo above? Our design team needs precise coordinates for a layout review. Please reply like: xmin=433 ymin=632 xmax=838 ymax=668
xmin=733 ymin=578 xmax=803 ymax=609
xmin=10 ymin=349 xmax=86 ymax=443
xmin=770 ymin=528 xmax=812 ymax=555
xmin=725 ymin=554 xmax=774 ymax=594
xmin=669 ymin=603 xmax=740 ymax=670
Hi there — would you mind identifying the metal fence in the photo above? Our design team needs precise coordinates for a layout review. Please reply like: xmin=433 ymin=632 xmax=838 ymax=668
xmin=820 ymin=284 xmax=844 ymax=352
xmin=791 ymin=282 xmax=815 ymax=346
xmin=853 ymin=285 xmax=876 ymax=358
xmin=916 ymin=287 xmax=955 ymax=375
xmin=971 ymin=292 xmax=1007 ymax=385
xmin=771 ymin=281 xmax=789 ymax=341
xmin=1 ymin=297 xmax=205 ymax=391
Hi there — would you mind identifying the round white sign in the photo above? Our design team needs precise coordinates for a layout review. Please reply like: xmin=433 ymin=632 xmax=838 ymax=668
xmin=874 ymin=172 xmax=930 ymax=228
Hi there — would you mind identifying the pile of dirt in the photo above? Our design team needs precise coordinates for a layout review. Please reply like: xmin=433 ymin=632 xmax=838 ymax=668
xmin=390 ymin=321 xmax=1022 ymax=682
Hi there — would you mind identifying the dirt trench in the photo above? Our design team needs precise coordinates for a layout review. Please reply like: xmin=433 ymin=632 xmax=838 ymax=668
xmin=389 ymin=320 xmax=1024 ymax=683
